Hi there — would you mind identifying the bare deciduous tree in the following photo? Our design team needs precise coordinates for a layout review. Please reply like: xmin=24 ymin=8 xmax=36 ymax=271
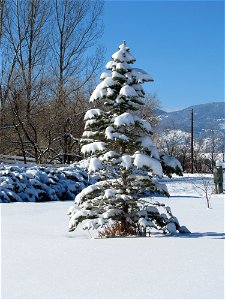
xmin=190 ymin=174 xmax=213 ymax=209
xmin=49 ymin=0 xmax=104 ymax=163
xmin=0 ymin=0 xmax=104 ymax=164
xmin=0 ymin=0 xmax=5 ymax=43
xmin=139 ymin=93 xmax=161 ymax=129
xmin=51 ymin=0 xmax=104 ymax=100
xmin=1 ymin=0 xmax=50 ymax=162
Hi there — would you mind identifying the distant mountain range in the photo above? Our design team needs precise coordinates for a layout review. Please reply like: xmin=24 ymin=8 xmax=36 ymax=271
xmin=156 ymin=102 xmax=225 ymax=136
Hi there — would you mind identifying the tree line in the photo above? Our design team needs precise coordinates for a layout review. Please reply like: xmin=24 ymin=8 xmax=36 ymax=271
xmin=0 ymin=0 xmax=104 ymax=164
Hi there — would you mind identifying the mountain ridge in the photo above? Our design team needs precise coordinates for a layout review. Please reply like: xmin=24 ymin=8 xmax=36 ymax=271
xmin=156 ymin=101 xmax=225 ymax=135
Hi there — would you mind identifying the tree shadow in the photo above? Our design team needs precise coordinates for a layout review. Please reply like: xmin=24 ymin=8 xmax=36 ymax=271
xmin=170 ymin=195 xmax=202 ymax=199
xmin=161 ymin=176 xmax=212 ymax=183
xmin=164 ymin=232 xmax=225 ymax=239
xmin=153 ymin=194 xmax=202 ymax=199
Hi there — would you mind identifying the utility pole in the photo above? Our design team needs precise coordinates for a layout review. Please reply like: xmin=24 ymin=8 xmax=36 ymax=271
xmin=223 ymin=138 xmax=225 ymax=163
xmin=191 ymin=108 xmax=194 ymax=173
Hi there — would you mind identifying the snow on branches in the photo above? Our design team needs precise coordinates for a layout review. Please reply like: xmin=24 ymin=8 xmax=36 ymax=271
xmin=0 ymin=165 xmax=89 ymax=203
xmin=68 ymin=41 xmax=188 ymax=237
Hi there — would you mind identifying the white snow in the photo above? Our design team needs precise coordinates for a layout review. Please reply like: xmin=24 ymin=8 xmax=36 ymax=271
xmin=90 ymin=84 xmax=106 ymax=102
xmin=112 ymin=49 xmax=126 ymax=63
xmin=116 ymin=194 xmax=131 ymax=201
xmin=114 ymin=113 xmax=152 ymax=133
xmin=121 ymin=154 xmax=132 ymax=169
xmin=82 ymin=219 xmax=99 ymax=230
xmin=149 ymin=145 xmax=160 ymax=160
xmin=84 ymin=109 xmax=104 ymax=120
xmin=82 ymin=130 xmax=98 ymax=138
xmin=116 ymin=62 xmax=131 ymax=72
xmin=81 ymin=141 xmax=106 ymax=155
xmin=74 ymin=182 xmax=100 ymax=205
xmin=138 ymin=217 xmax=155 ymax=228
xmin=112 ymin=71 xmax=125 ymax=80
xmin=131 ymin=68 xmax=154 ymax=83
xmin=1 ymin=174 xmax=224 ymax=299
xmin=106 ymin=87 xmax=115 ymax=97
xmin=101 ymin=150 xmax=120 ymax=161
xmin=125 ymin=51 xmax=136 ymax=64
xmin=103 ymin=188 xmax=117 ymax=199
xmin=105 ymin=60 xmax=116 ymax=70
xmin=111 ymin=42 xmax=136 ymax=64
xmin=132 ymin=83 xmax=144 ymax=92
xmin=70 ymin=208 xmax=97 ymax=221
xmin=161 ymin=153 xmax=183 ymax=171
xmin=88 ymin=157 xmax=103 ymax=173
xmin=84 ymin=118 xmax=98 ymax=128
xmin=156 ymin=181 xmax=169 ymax=194
xmin=137 ymin=135 xmax=153 ymax=149
xmin=114 ymin=112 xmax=135 ymax=127
xmin=105 ymin=126 xmax=129 ymax=141
xmin=100 ymin=72 xmax=110 ymax=80
xmin=133 ymin=152 xmax=163 ymax=177
xmin=83 ymin=218 xmax=105 ymax=230
xmin=137 ymin=135 xmax=153 ymax=146
xmin=102 ymin=208 xmax=122 ymax=218
xmin=105 ymin=126 xmax=114 ymax=140
xmin=90 ymin=77 xmax=119 ymax=102
xmin=113 ymin=112 xmax=151 ymax=131
xmin=138 ymin=118 xmax=152 ymax=132
xmin=119 ymin=85 xmax=139 ymax=97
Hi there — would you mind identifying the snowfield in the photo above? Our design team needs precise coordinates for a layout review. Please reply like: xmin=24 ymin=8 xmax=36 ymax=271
xmin=1 ymin=174 xmax=224 ymax=299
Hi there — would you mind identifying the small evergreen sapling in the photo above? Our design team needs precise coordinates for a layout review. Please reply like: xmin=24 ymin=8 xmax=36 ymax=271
xmin=68 ymin=41 xmax=190 ymax=236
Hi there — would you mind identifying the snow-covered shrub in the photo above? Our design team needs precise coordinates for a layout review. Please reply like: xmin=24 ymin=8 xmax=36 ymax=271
xmin=0 ymin=165 xmax=90 ymax=203
xmin=68 ymin=41 xmax=189 ymax=236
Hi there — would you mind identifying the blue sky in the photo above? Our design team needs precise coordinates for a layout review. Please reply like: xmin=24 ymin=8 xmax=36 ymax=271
xmin=100 ymin=0 xmax=224 ymax=111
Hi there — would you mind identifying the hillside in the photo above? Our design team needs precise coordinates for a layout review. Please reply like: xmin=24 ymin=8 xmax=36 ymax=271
xmin=157 ymin=102 xmax=225 ymax=136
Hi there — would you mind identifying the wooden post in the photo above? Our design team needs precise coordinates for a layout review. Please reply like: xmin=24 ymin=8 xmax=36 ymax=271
xmin=191 ymin=108 xmax=194 ymax=174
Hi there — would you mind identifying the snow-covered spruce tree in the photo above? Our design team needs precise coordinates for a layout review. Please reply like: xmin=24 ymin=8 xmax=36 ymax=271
xmin=68 ymin=41 xmax=189 ymax=236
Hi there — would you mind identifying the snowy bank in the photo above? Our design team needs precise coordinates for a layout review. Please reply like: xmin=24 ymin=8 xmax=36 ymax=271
xmin=0 ymin=164 xmax=91 ymax=203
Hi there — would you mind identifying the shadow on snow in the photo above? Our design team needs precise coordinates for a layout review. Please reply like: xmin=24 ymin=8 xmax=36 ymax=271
xmin=162 ymin=231 xmax=225 ymax=240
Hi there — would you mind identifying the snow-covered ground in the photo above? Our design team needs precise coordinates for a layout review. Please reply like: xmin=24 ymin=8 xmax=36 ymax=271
xmin=1 ymin=175 xmax=224 ymax=299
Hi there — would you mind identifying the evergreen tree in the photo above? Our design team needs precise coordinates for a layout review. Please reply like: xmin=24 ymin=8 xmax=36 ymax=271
xmin=68 ymin=41 xmax=189 ymax=237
